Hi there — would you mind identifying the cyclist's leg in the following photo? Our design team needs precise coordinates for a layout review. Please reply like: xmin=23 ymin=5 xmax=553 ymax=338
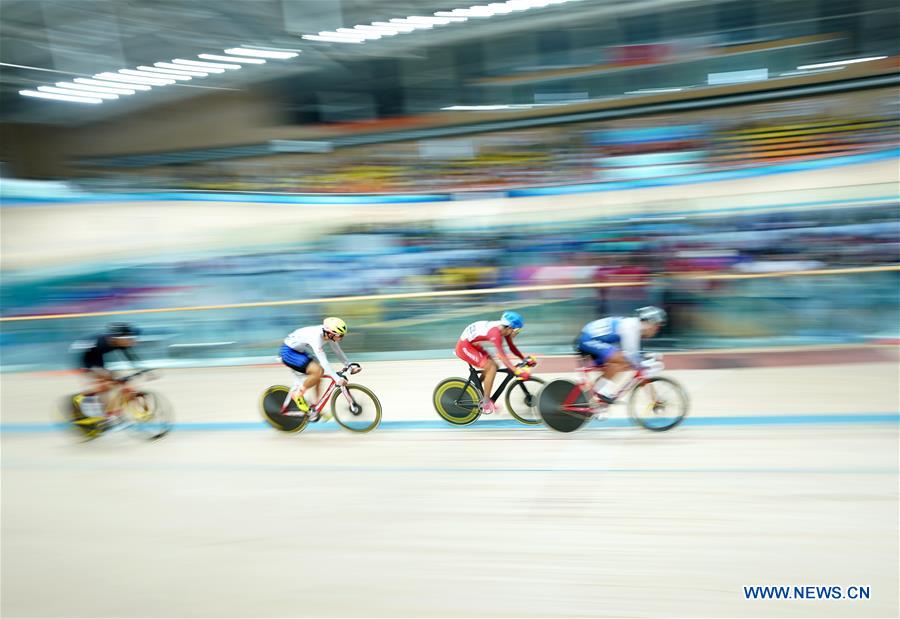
xmin=596 ymin=350 xmax=631 ymax=401
xmin=480 ymin=358 xmax=499 ymax=407
xmin=279 ymin=345 xmax=314 ymax=412
xmin=455 ymin=341 xmax=497 ymax=411
xmin=302 ymin=361 xmax=324 ymax=403
xmin=576 ymin=337 xmax=622 ymax=400
xmin=77 ymin=368 xmax=113 ymax=420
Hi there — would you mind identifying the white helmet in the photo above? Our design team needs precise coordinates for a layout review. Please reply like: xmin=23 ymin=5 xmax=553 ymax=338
xmin=636 ymin=306 xmax=667 ymax=325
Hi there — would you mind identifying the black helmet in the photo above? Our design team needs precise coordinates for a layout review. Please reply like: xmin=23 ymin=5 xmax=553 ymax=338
xmin=107 ymin=322 xmax=139 ymax=337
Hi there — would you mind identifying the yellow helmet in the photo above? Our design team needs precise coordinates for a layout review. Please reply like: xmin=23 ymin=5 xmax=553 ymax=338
xmin=322 ymin=316 xmax=348 ymax=336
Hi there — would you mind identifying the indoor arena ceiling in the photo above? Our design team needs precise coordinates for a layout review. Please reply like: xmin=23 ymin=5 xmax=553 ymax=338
xmin=0 ymin=0 xmax=693 ymax=125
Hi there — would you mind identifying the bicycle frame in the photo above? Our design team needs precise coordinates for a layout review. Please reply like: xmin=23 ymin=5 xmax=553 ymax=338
xmin=561 ymin=364 xmax=649 ymax=415
xmin=461 ymin=365 xmax=521 ymax=403
xmin=285 ymin=369 xmax=356 ymax=416
xmin=94 ymin=372 xmax=148 ymax=417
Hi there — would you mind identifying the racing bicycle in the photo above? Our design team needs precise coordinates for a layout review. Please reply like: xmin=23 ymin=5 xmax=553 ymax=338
xmin=433 ymin=360 xmax=545 ymax=426
xmin=260 ymin=363 xmax=381 ymax=434
xmin=63 ymin=370 xmax=173 ymax=441
xmin=537 ymin=354 xmax=689 ymax=433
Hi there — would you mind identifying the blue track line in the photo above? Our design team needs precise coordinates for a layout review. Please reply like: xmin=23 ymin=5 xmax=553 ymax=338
xmin=1 ymin=413 xmax=897 ymax=434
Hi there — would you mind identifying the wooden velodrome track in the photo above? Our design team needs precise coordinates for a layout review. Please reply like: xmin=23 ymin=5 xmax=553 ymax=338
xmin=2 ymin=353 xmax=897 ymax=618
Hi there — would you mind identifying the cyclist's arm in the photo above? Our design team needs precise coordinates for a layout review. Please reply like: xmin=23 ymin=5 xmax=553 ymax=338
xmin=120 ymin=346 xmax=142 ymax=369
xmin=328 ymin=340 xmax=351 ymax=367
xmin=619 ymin=321 xmax=642 ymax=367
xmin=488 ymin=329 xmax=517 ymax=370
xmin=505 ymin=335 xmax=525 ymax=360
xmin=310 ymin=342 xmax=341 ymax=380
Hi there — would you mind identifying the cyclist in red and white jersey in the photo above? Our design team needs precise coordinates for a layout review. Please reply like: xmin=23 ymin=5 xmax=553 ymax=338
xmin=455 ymin=311 xmax=535 ymax=414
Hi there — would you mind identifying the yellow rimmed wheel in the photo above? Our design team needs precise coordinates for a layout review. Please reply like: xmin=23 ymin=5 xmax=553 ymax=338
xmin=60 ymin=394 xmax=103 ymax=441
xmin=260 ymin=385 xmax=310 ymax=433
xmin=432 ymin=378 xmax=481 ymax=426
xmin=505 ymin=377 xmax=546 ymax=425
xmin=331 ymin=384 xmax=382 ymax=433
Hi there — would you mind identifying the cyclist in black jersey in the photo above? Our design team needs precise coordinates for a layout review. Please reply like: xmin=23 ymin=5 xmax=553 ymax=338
xmin=76 ymin=322 xmax=142 ymax=420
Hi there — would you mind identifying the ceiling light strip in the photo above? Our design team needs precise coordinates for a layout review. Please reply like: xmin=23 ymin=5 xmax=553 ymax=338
xmin=19 ymin=89 xmax=103 ymax=103
xmin=199 ymin=54 xmax=265 ymax=64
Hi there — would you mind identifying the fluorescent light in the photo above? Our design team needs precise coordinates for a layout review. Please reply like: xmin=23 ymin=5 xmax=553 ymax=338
xmin=199 ymin=53 xmax=265 ymax=64
xmin=301 ymin=35 xmax=365 ymax=43
xmin=138 ymin=65 xmax=203 ymax=78
xmin=319 ymin=30 xmax=368 ymax=40
xmin=434 ymin=11 xmax=474 ymax=18
xmin=372 ymin=21 xmax=417 ymax=32
xmin=443 ymin=105 xmax=509 ymax=110
xmin=429 ymin=12 xmax=468 ymax=21
xmin=486 ymin=3 xmax=515 ymax=14
xmin=172 ymin=58 xmax=241 ymax=70
xmin=120 ymin=69 xmax=188 ymax=81
xmin=404 ymin=16 xmax=453 ymax=25
xmin=442 ymin=103 xmax=556 ymax=110
xmin=39 ymin=85 xmax=118 ymax=99
xmin=96 ymin=72 xmax=171 ymax=85
xmin=336 ymin=28 xmax=382 ymax=39
xmin=797 ymin=55 xmax=887 ymax=70
xmin=57 ymin=81 xmax=135 ymax=95
xmin=345 ymin=27 xmax=396 ymax=37
xmin=354 ymin=25 xmax=401 ymax=34
xmin=626 ymin=87 xmax=684 ymax=94
xmin=779 ymin=67 xmax=845 ymax=76
xmin=154 ymin=62 xmax=216 ymax=75
xmin=389 ymin=18 xmax=435 ymax=28
xmin=75 ymin=77 xmax=151 ymax=91
xmin=224 ymin=47 xmax=297 ymax=59
xmin=20 ymin=89 xmax=103 ymax=104
xmin=447 ymin=7 xmax=497 ymax=17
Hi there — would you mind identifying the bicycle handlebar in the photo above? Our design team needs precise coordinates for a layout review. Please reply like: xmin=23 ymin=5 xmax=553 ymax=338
xmin=335 ymin=363 xmax=361 ymax=381
xmin=117 ymin=369 xmax=155 ymax=383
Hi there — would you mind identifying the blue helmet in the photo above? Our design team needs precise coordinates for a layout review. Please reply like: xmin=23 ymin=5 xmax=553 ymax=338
xmin=500 ymin=311 xmax=524 ymax=330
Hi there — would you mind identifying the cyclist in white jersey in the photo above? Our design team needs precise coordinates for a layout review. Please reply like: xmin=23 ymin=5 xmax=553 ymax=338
xmin=279 ymin=317 xmax=360 ymax=420
xmin=574 ymin=306 xmax=666 ymax=403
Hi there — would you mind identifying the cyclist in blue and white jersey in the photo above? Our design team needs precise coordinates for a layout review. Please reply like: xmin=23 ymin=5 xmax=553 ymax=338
xmin=574 ymin=306 xmax=666 ymax=403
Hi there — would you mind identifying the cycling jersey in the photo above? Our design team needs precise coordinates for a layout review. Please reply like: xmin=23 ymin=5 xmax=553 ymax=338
xmin=456 ymin=320 xmax=524 ymax=369
xmin=283 ymin=326 xmax=349 ymax=379
xmin=81 ymin=335 xmax=140 ymax=370
xmin=576 ymin=317 xmax=642 ymax=366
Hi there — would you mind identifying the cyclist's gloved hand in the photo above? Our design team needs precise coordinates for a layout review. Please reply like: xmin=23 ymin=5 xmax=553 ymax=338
xmin=524 ymin=355 xmax=537 ymax=367
xmin=349 ymin=363 xmax=362 ymax=375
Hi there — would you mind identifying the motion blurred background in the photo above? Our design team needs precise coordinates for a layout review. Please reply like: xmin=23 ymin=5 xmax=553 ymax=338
xmin=2 ymin=4 xmax=899 ymax=619
xmin=0 ymin=0 xmax=898 ymax=368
